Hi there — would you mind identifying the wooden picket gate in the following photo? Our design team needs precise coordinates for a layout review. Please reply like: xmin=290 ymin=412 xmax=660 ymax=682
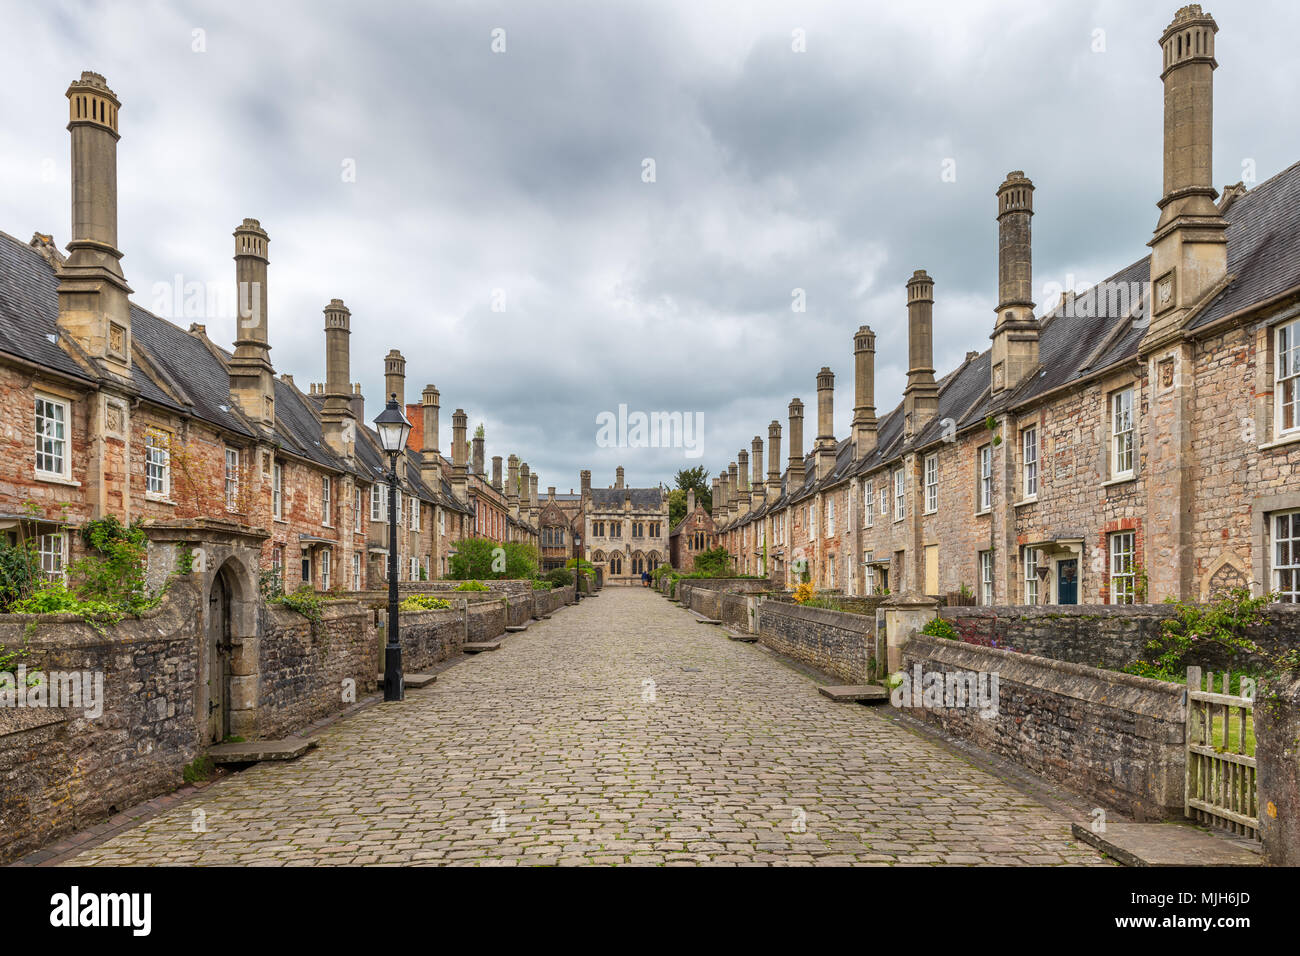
xmin=1185 ymin=666 xmax=1259 ymax=840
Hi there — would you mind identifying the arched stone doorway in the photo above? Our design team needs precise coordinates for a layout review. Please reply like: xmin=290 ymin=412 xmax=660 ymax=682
xmin=205 ymin=564 xmax=234 ymax=744
xmin=203 ymin=555 xmax=259 ymax=743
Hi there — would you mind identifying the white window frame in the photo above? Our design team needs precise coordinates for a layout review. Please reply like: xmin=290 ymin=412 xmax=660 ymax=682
xmin=892 ymin=467 xmax=905 ymax=522
xmin=1111 ymin=388 xmax=1135 ymax=479
xmin=1109 ymin=531 xmax=1136 ymax=605
xmin=145 ymin=428 xmax=171 ymax=499
xmin=863 ymin=479 xmax=874 ymax=528
xmin=1022 ymin=426 xmax=1038 ymax=500
xmin=1277 ymin=319 xmax=1300 ymax=436
xmin=438 ymin=508 xmax=446 ymax=536
xmin=826 ymin=497 xmax=835 ymax=537
xmin=410 ymin=498 xmax=421 ymax=532
xmin=1024 ymin=547 xmax=1039 ymax=605
xmin=864 ymin=551 xmax=875 ymax=595
xmin=977 ymin=445 xmax=992 ymax=513
xmin=1273 ymin=511 xmax=1300 ymax=603
xmin=879 ymin=484 xmax=888 ymax=516
xmin=320 ymin=549 xmax=331 ymax=591
xmin=273 ymin=461 xmax=284 ymax=521
xmin=371 ymin=483 xmax=385 ymax=522
xmin=923 ymin=454 xmax=938 ymax=514
xmin=322 ymin=476 xmax=332 ymax=527
xmin=354 ymin=486 xmax=363 ymax=533
xmin=351 ymin=551 xmax=361 ymax=590
xmin=34 ymin=394 xmax=71 ymax=480
xmin=38 ymin=531 xmax=67 ymax=581
xmin=409 ymin=556 xmax=419 ymax=581
xmin=979 ymin=550 xmax=994 ymax=606
xmin=225 ymin=447 xmax=240 ymax=511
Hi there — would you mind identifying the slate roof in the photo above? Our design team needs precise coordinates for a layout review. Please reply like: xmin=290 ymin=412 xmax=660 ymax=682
xmin=588 ymin=487 xmax=665 ymax=511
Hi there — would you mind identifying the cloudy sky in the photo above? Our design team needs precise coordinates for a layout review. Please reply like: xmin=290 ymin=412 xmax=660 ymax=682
xmin=1 ymin=0 xmax=1295 ymax=493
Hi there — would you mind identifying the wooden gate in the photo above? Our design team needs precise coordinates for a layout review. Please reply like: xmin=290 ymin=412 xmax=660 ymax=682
xmin=1185 ymin=666 xmax=1258 ymax=839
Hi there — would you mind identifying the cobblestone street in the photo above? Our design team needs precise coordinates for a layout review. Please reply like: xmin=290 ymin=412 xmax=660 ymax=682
xmin=66 ymin=589 xmax=1106 ymax=866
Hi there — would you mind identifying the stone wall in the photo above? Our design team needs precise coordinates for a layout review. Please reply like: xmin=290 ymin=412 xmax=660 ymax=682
xmin=940 ymin=603 xmax=1300 ymax=671
xmin=256 ymin=600 xmax=377 ymax=740
xmin=755 ymin=598 xmax=877 ymax=684
xmin=900 ymin=634 xmax=1185 ymax=819
xmin=467 ymin=601 xmax=507 ymax=642
xmin=396 ymin=607 xmax=463 ymax=672
xmin=0 ymin=580 xmax=201 ymax=864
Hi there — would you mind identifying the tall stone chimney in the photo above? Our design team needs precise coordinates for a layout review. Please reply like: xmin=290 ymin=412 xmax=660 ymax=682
xmin=737 ymin=449 xmax=751 ymax=516
xmin=687 ymin=488 xmax=696 ymax=514
xmin=548 ymin=486 xmax=556 ymax=500
xmin=767 ymin=420 xmax=782 ymax=497
xmin=529 ymin=473 xmax=539 ymax=523
xmin=519 ymin=462 xmax=531 ymax=521
xmin=451 ymin=409 xmax=469 ymax=502
xmin=58 ymin=72 xmax=133 ymax=381
xmin=228 ymin=219 xmax=274 ymax=427
xmin=903 ymin=270 xmax=940 ymax=439
xmin=492 ymin=455 xmax=503 ymax=491
xmin=710 ymin=477 xmax=721 ymax=521
xmin=727 ymin=462 xmax=739 ymax=521
xmin=852 ymin=326 xmax=878 ymax=458
xmin=1145 ymin=4 xmax=1227 ymax=349
xmin=815 ymin=367 xmax=836 ymax=478
xmin=472 ymin=427 xmax=485 ymax=476
xmin=384 ymin=350 xmax=406 ymax=410
xmin=991 ymin=172 xmax=1039 ymax=394
xmin=615 ymin=466 xmax=625 ymax=490
xmin=787 ymin=398 xmax=806 ymax=486
xmin=508 ymin=455 xmax=521 ymax=519
xmin=419 ymin=384 xmax=440 ymax=486
xmin=751 ymin=436 xmax=765 ymax=506
xmin=320 ymin=299 xmax=354 ymax=458
xmin=580 ymin=469 xmax=591 ymax=503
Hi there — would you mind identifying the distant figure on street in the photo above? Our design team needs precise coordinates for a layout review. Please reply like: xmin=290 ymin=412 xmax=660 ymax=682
xmin=641 ymin=570 xmax=650 ymax=587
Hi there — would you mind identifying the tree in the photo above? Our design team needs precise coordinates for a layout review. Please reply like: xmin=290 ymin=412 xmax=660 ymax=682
xmin=673 ymin=466 xmax=711 ymax=514
xmin=448 ymin=538 xmax=538 ymax=579
xmin=693 ymin=547 xmax=731 ymax=577
xmin=668 ymin=488 xmax=688 ymax=529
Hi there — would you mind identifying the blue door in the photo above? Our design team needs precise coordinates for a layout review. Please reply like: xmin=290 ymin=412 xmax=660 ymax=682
xmin=1057 ymin=559 xmax=1078 ymax=604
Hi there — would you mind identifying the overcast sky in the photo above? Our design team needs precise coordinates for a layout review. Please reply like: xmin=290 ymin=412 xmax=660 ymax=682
xmin=1 ymin=0 xmax=1296 ymax=493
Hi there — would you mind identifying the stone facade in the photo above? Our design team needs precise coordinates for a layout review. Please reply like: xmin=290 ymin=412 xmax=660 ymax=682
xmin=583 ymin=470 xmax=668 ymax=583
xmin=716 ymin=8 xmax=1300 ymax=614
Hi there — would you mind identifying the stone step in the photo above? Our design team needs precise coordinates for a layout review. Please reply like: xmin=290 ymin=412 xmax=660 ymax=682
xmin=505 ymin=624 xmax=529 ymax=632
xmin=375 ymin=673 xmax=437 ymax=689
xmin=695 ymin=617 xmax=722 ymax=625
xmin=1070 ymin=822 xmax=1262 ymax=867
xmin=208 ymin=737 xmax=318 ymax=764
xmin=725 ymin=630 xmax=758 ymax=643
xmin=463 ymin=641 xmax=503 ymax=653
xmin=818 ymin=684 xmax=890 ymax=703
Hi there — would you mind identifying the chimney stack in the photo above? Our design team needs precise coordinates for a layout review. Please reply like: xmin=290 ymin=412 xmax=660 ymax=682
xmin=767 ymin=420 xmax=782 ymax=497
xmin=508 ymin=455 xmax=521 ymax=519
xmin=59 ymin=72 xmax=133 ymax=380
xmin=710 ymin=477 xmax=720 ymax=521
xmin=991 ymin=172 xmax=1039 ymax=394
xmin=227 ymin=219 xmax=274 ymax=427
xmin=320 ymin=300 xmax=354 ymax=458
xmin=727 ymin=462 xmax=739 ymax=520
xmin=615 ymin=466 xmax=625 ymax=490
xmin=787 ymin=398 xmax=806 ymax=485
xmin=472 ymin=427 xmax=485 ymax=476
xmin=529 ymin=473 xmax=539 ymax=522
xmin=419 ymin=384 xmax=441 ymax=486
xmin=580 ymin=469 xmax=592 ymax=502
xmin=384 ymin=350 xmax=406 ymax=410
xmin=815 ymin=367 xmax=836 ymax=478
xmin=737 ymin=449 xmax=751 ymax=516
xmin=519 ymin=462 xmax=531 ymax=521
xmin=492 ymin=455 xmax=503 ymax=491
xmin=903 ymin=270 xmax=940 ymax=439
xmin=1145 ymin=4 xmax=1228 ymax=349
xmin=548 ymin=486 xmax=556 ymax=500
xmin=751 ymin=436 xmax=765 ymax=506
xmin=687 ymin=487 xmax=696 ymax=514
xmin=451 ymin=409 xmax=468 ymax=502
xmin=852 ymin=326 xmax=878 ymax=458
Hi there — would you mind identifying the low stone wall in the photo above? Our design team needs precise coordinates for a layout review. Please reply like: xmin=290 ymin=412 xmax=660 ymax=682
xmin=396 ymin=607 xmax=463 ymax=672
xmin=467 ymin=601 xmax=507 ymax=642
xmin=404 ymin=579 xmax=535 ymax=597
xmin=0 ymin=581 xmax=202 ymax=864
xmin=531 ymin=586 xmax=572 ymax=617
xmin=755 ymin=599 xmax=877 ymax=684
xmin=939 ymin=603 xmax=1300 ymax=671
xmin=900 ymin=634 xmax=1186 ymax=819
xmin=257 ymin=600 xmax=376 ymax=740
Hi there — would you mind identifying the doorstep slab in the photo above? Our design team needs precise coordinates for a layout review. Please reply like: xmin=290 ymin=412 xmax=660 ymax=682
xmin=505 ymin=624 xmax=529 ymax=633
xmin=818 ymin=684 xmax=890 ymax=703
xmin=463 ymin=641 xmax=503 ymax=653
xmin=377 ymin=672 xmax=436 ymax=689
xmin=725 ymin=630 xmax=758 ymax=643
xmin=695 ymin=617 xmax=722 ymax=625
xmin=208 ymin=737 xmax=318 ymax=764
xmin=1071 ymin=823 xmax=1262 ymax=867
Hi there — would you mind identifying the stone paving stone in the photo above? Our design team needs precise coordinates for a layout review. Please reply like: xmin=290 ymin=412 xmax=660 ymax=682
xmin=63 ymin=588 xmax=1108 ymax=867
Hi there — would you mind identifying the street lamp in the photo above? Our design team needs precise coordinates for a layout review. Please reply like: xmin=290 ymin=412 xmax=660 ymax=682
xmin=572 ymin=525 xmax=582 ymax=602
xmin=373 ymin=393 xmax=412 ymax=702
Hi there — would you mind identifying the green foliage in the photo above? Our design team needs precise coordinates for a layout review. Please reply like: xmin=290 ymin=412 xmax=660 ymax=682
xmin=651 ymin=564 xmax=674 ymax=582
xmin=692 ymin=547 xmax=731 ymax=577
xmin=448 ymin=538 xmax=539 ymax=580
xmin=667 ymin=488 xmax=687 ymax=529
xmin=454 ymin=580 xmax=490 ymax=592
xmin=1140 ymin=587 xmax=1273 ymax=674
xmin=544 ymin=567 xmax=573 ymax=588
xmin=259 ymin=567 xmax=284 ymax=601
xmin=73 ymin=516 xmax=153 ymax=611
xmin=531 ymin=580 xmax=553 ymax=590
xmin=183 ymin=754 xmax=214 ymax=784
xmin=399 ymin=594 xmax=452 ymax=611
xmin=275 ymin=585 xmax=325 ymax=626
xmin=176 ymin=543 xmax=196 ymax=576
xmin=921 ymin=616 xmax=960 ymax=641
xmin=673 ymin=466 xmax=711 ymax=511
xmin=0 ymin=538 xmax=42 ymax=610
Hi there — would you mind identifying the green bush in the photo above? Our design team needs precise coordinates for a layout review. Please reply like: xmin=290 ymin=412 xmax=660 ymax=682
xmin=399 ymin=594 xmax=452 ymax=611
xmin=454 ymin=580 xmax=490 ymax=592
xmin=448 ymin=538 xmax=539 ymax=580
xmin=531 ymin=580 xmax=553 ymax=590
xmin=543 ymin=568 xmax=573 ymax=588
xmin=0 ymin=538 xmax=42 ymax=610
xmin=692 ymin=547 xmax=731 ymax=577
xmin=921 ymin=616 xmax=960 ymax=640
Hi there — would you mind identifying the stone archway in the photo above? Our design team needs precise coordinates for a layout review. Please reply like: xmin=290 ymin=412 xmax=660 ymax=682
xmin=204 ymin=555 xmax=260 ymax=742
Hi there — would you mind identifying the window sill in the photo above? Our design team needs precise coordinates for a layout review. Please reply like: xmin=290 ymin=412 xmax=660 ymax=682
xmin=922 ymin=509 xmax=937 ymax=517
xmin=35 ymin=473 xmax=80 ymax=488
xmin=146 ymin=494 xmax=176 ymax=506
xmin=1258 ymin=431 xmax=1300 ymax=451
xmin=1013 ymin=497 xmax=1038 ymax=509
xmin=1102 ymin=475 xmax=1136 ymax=489
xmin=974 ymin=509 xmax=991 ymax=517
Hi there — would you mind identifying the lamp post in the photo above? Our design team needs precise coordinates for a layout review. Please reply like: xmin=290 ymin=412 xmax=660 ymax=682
xmin=373 ymin=393 xmax=412 ymax=702
xmin=572 ymin=525 xmax=582 ymax=602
